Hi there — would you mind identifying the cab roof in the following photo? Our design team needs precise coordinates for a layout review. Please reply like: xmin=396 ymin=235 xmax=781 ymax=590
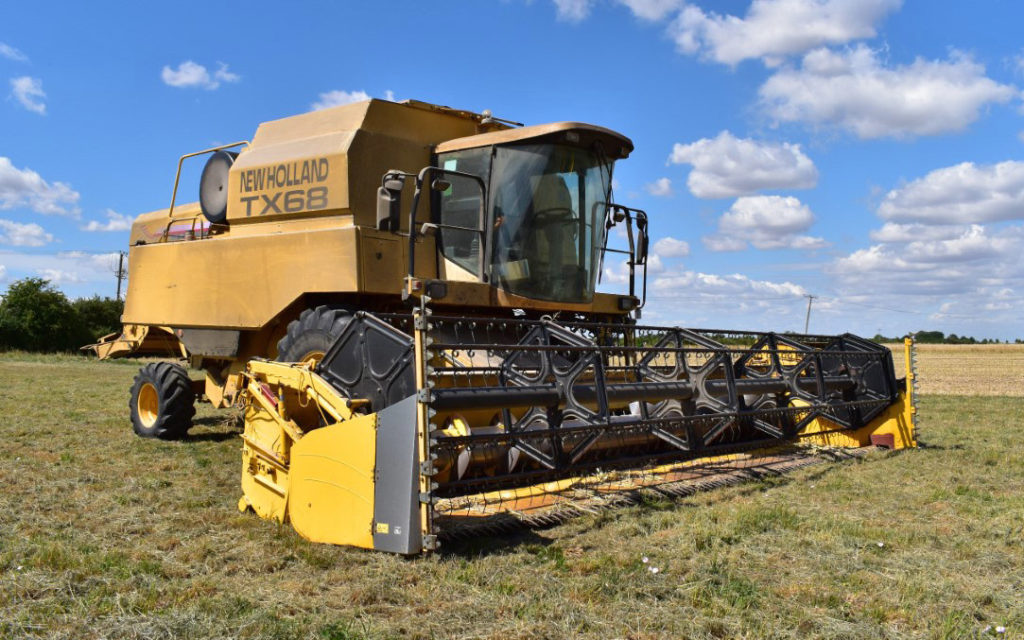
xmin=436 ymin=122 xmax=634 ymax=159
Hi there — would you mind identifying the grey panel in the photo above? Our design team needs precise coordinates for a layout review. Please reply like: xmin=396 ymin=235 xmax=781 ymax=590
xmin=372 ymin=395 xmax=422 ymax=554
xmin=177 ymin=328 xmax=240 ymax=357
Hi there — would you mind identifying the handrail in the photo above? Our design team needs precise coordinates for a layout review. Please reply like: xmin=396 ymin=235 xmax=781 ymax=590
xmin=168 ymin=140 xmax=250 ymax=219
xmin=160 ymin=214 xmax=204 ymax=243
xmin=399 ymin=166 xmax=488 ymax=292
xmin=598 ymin=202 xmax=649 ymax=311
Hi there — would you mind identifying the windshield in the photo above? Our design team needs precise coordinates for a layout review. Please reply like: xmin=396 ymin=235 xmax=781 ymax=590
xmin=489 ymin=144 xmax=611 ymax=303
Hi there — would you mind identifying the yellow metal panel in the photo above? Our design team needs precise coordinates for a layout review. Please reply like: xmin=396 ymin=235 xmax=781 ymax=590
xmin=224 ymin=99 xmax=483 ymax=229
xmin=359 ymin=233 xmax=406 ymax=293
xmin=239 ymin=403 xmax=291 ymax=523
xmin=227 ymin=133 xmax=352 ymax=224
xmin=129 ymin=204 xmax=204 ymax=245
xmin=798 ymin=390 xmax=916 ymax=450
xmin=287 ymin=413 xmax=378 ymax=549
xmin=346 ymin=128 xmax=433 ymax=230
xmin=123 ymin=226 xmax=359 ymax=328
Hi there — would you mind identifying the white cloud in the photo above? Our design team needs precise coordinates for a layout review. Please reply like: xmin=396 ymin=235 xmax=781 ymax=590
xmin=38 ymin=268 xmax=84 ymax=285
xmin=0 ymin=250 xmax=121 ymax=288
xmin=0 ymin=219 xmax=53 ymax=247
xmin=652 ymin=268 xmax=807 ymax=297
xmin=702 ymin=234 xmax=747 ymax=252
xmin=0 ymin=157 xmax=80 ymax=217
xmin=759 ymin=46 xmax=1016 ymax=139
xmin=603 ymin=262 xmax=629 ymax=285
xmin=161 ymin=61 xmax=240 ymax=90
xmin=552 ymin=0 xmax=592 ymax=22
xmin=878 ymin=161 xmax=1024 ymax=224
xmin=0 ymin=42 xmax=28 ymax=62
xmin=311 ymin=89 xmax=372 ymax=111
xmin=903 ymin=224 xmax=1013 ymax=263
xmin=640 ymin=266 xmax=818 ymax=334
xmin=832 ymin=225 xmax=1024 ymax=297
xmin=10 ymin=76 xmax=46 ymax=115
xmin=669 ymin=0 xmax=901 ymax=66
xmin=82 ymin=209 xmax=133 ymax=232
xmin=603 ymin=253 xmax=664 ymax=285
xmin=669 ymin=131 xmax=817 ymax=198
xmin=869 ymin=222 xmax=970 ymax=243
xmin=212 ymin=62 xmax=239 ymax=84
xmin=0 ymin=264 xmax=6 ymax=281
xmin=652 ymin=236 xmax=690 ymax=257
xmin=703 ymin=195 xmax=826 ymax=251
xmin=618 ymin=0 xmax=681 ymax=21
xmin=647 ymin=253 xmax=664 ymax=273
xmin=644 ymin=177 xmax=674 ymax=197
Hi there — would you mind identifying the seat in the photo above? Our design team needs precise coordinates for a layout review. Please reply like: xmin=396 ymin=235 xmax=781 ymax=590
xmin=525 ymin=175 xmax=579 ymax=297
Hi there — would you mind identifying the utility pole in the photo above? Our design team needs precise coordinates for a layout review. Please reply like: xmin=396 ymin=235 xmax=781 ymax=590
xmin=803 ymin=294 xmax=817 ymax=334
xmin=114 ymin=251 xmax=128 ymax=301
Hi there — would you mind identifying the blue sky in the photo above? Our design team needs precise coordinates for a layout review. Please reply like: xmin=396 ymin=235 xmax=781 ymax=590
xmin=2 ymin=0 xmax=1024 ymax=339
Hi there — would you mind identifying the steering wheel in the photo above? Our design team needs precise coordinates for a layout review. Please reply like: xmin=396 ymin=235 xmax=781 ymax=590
xmin=531 ymin=207 xmax=578 ymax=238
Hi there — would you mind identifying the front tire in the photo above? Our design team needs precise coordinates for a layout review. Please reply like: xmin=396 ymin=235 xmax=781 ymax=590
xmin=129 ymin=362 xmax=196 ymax=439
xmin=276 ymin=306 xmax=352 ymax=365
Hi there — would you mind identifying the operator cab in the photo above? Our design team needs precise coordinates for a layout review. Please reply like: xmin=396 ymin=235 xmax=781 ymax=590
xmin=432 ymin=123 xmax=634 ymax=304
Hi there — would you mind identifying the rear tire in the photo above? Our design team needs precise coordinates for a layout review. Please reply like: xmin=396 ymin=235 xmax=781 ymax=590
xmin=276 ymin=306 xmax=352 ymax=365
xmin=129 ymin=362 xmax=196 ymax=439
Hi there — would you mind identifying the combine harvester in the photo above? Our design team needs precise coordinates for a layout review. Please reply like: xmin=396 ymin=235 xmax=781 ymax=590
xmin=95 ymin=99 xmax=918 ymax=554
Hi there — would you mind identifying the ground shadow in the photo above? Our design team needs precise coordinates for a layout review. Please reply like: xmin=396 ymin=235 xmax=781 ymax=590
xmin=915 ymin=440 xmax=961 ymax=451
xmin=186 ymin=431 xmax=239 ymax=443
xmin=440 ymin=526 xmax=556 ymax=558
xmin=185 ymin=419 xmax=241 ymax=442
xmin=192 ymin=415 xmax=233 ymax=427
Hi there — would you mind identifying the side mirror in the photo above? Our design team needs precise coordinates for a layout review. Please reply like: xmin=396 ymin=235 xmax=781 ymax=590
xmin=377 ymin=174 xmax=406 ymax=231
xmin=635 ymin=213 xmax=649 ymax=265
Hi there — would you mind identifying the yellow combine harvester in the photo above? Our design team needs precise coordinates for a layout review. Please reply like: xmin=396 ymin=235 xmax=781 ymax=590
xmin=97 ymin=99 xmax=918 ymax=554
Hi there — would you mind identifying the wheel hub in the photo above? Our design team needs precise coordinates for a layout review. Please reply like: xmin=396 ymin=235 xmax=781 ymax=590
xmin=137 ymin=382 xmax=159 ymax=427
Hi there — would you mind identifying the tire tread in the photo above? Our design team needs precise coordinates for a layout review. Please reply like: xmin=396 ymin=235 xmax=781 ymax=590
xmin=129 ymin=362 xmax=196 ymax=439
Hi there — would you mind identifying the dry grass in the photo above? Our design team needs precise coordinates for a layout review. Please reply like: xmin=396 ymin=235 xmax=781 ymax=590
xmin=0 ymin=349 xmax=1022 ymax=639
xmin=888 ymin=343 xmax=1024 ymax=397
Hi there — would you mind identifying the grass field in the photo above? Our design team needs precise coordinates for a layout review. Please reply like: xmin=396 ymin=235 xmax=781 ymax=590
xmin=0 ymin=349 xmax=1021 ymax=639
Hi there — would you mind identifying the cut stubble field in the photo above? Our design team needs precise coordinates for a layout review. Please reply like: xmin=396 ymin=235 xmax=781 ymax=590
xmin=0 ymin=348 xmax=1021 ymax=639
xmin=888 ymin=343 xmax=1024 ymax=397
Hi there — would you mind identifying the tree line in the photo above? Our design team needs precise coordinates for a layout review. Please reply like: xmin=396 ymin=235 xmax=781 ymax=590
xmin=0 ymin=278 xmax=123 ymax=352
xmin=872 ymin=330 xmax=1022 ymax=345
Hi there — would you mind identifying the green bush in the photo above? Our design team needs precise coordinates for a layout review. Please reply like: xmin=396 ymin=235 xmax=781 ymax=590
xmin=72 ymin=295 xmax=124 ymax=342
xmin=0 ymin=278 xmax=97 ymax=352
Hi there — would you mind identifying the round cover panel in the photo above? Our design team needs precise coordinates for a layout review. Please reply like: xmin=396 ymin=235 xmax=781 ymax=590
xmin=199 ymin=150 xmax=237 ymax=223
